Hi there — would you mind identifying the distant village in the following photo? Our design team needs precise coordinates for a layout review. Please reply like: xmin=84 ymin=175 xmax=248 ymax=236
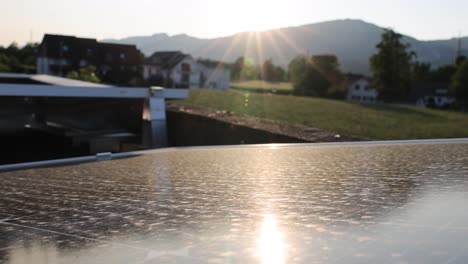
xmin=0 ymin=30 xmax=467 ymax=163
xmin=1 ymin=32 xmax=467 ymax=110
xmin=36 ymin=34 xmax=231 ymax=91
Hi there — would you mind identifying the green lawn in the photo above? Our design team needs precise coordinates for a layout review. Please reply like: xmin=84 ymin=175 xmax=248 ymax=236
xmin=180 ymin=89 xmax=468 ymax=140
xmin=230 ymin=80 xmax=293 ymax=93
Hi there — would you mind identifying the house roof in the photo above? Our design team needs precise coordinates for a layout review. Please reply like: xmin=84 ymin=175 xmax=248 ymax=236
xmin=410 ymin=82 xmax=451 ymax=101
xmin=38 ymin=34 xmax=141 ymax=66
xmin=346 ymin=73 xmax=371 ymax=84
xmin=144 ymin=51 xmax=189 ymax=69
xmin=38 ymin=34 xmax=98 ymax=59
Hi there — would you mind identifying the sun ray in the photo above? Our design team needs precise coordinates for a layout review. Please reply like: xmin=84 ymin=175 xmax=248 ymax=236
xmin=264 ymin=30 xmax=288 ymax=69
xmin=254 ymin=32 xmax=265 ymax=68
xmin=207 ymin=33 xmax=244 ymax=83
xmin=271 ymin=29 xmax=304 ymax=55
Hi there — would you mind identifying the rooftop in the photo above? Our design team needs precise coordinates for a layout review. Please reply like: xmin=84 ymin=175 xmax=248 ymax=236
xmin=0 ymin=73 xmax=111 ymax=87
xmin=144 ymin=51 xmax=189 ymax=69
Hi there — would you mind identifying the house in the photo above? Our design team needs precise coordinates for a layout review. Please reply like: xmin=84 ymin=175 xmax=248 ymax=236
xmin=199 ymin=63 xmax=231 ymax=90
xmin=143 ymin=51 xmax=203 ymax=89
xmin=36 ymin=34 xmax=141 ymax=84
xmin=143 ymin=51 xmax=231 ymax=90
xmin=410 ymin=82 xmax=455 ymax=108
xmin=346 ymin=74 xmax=378 ymax=103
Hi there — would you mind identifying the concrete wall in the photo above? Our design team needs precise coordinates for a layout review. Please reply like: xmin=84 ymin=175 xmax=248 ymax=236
xmin=166 ymin=110 xmax=306 ymax=146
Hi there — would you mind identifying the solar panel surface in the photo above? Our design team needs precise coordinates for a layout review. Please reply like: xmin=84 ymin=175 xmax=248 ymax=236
xmin=1 ymin=141 xmax=468 ymax=263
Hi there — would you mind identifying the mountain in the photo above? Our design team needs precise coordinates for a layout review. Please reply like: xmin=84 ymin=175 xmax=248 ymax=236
xmin=103 ymin=19 xmax=467 ymax=74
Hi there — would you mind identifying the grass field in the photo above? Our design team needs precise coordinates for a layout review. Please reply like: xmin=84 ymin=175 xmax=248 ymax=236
xmin=230 ymin=80 xmax=293 ymax=93
xmin=180 ymin=89 xmax=468 ymax=140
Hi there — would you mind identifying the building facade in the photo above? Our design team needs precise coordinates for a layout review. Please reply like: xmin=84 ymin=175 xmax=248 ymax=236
xmin=346 ymin=74 xmax=378 ymax=103
xmin=143 ymin=51 xmax=230 ymax=90
xmin=37 ymin=34 xmax=141 ymax=84
xmin=143 ymin=52 xmax=202 ymax=89
xmin=411 ymin=82 xmax=455 ymax=108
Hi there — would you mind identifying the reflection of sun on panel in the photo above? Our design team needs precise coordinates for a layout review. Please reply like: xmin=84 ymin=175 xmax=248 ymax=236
xmin=257 ymin=214 xmax=286 ymax=264
xmin=267 ymin=143 xmax=282 ymax=149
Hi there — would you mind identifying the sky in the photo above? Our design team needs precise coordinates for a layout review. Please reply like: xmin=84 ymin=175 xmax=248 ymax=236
xmin=1 ymin=0 xmax=467 ymax=46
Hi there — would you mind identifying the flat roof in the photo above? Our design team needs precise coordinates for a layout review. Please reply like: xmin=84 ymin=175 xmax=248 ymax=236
xmin=0 ymin=73 xmax=188 ymax=99
xmin=0 ymin=73 xmax=111 ymax=87
xmin=1 ymin=139 xmax=468 ymax=263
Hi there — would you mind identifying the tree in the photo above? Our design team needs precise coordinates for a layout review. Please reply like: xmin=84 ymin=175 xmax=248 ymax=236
xmin=370 ymin=29 xmax=414 ymax=102
xmin=456 ymin=55 xmax=467 ymax=66
xmin=0 ymin=42 xmax=38 ymax=73
xmin=288 ymin=55 xmax=330 ymax=96
xmin=100 ymin=66 xmax=143 ymax=86
xmin=451 ymin=59 xmax=468 ymax=107
xmin=231 ymin=56 xmax=259 ymax=81
xmin=146 ymin=73 xmax=165 ymax=87
xmin=66 ymin=66 xmax=101 ymax=83
xmin=288 ymin=54 xmax=345 ymax=97
xmin=431 ymin=64 xmax=457 ymax=83
xmin=0 ymin=54 xmax=11 ymax=72
xmin=261 ymin=59 xmax=275 ymax=81
xmin=272 ymin=66 xmax=286 ymax=82
xmin=411 ymin=62 xmax=432 ymax=81
xmin=231 ymin=56 xmax=244 ymax=80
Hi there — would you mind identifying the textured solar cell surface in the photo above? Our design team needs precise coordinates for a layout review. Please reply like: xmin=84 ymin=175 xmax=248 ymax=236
xmin=1 ymin=141 xmax=468 ymax=263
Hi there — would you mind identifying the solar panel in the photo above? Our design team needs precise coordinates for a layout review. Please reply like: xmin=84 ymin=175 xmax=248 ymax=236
xmin=1 ymin=141 xmax=468 ymax=263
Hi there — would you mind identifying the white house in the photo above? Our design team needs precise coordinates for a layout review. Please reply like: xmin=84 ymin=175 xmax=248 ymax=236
xmin=143 ymin=51 xmax=231 ymax=90
xmin=346 ymin=74 xmax=378 ymax=103
xmin=411 ymin=83 xmax=455 ymax=108
xmin=143 ymin=52 xmax=203 ymax=89
xmin=416 ymin=90 xmax=454 ymax=108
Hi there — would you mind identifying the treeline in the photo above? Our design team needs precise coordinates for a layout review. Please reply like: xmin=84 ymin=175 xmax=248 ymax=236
xmin=0 ymin=43 xmax=38 ymax=73
xmin=229 ymin=54 xmax=348 ymax=98
xmin=370 ymin=29 xmax=468 ymax=108
xmin=230 ymin=57 xmax=287 ymax=82
xmin=236 ymin=29 xmax=468 ymax=107
xmin=288 ymin=54 xmax=347 ymax=99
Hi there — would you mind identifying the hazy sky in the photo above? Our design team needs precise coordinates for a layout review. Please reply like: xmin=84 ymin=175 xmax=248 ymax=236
xmin=1 ymin=0 xmax=467 ymax=46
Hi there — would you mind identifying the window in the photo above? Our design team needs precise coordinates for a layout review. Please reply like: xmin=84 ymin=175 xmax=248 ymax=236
xmin=355 ymin=84 xmax=360 ymax=90
xmin=120 ymin=52 xmax=126 ymax=60
xmin=106 ymin=53 xmax=113 ymax=62
xmin=181 ymin=63 xmax=191 ymax=72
